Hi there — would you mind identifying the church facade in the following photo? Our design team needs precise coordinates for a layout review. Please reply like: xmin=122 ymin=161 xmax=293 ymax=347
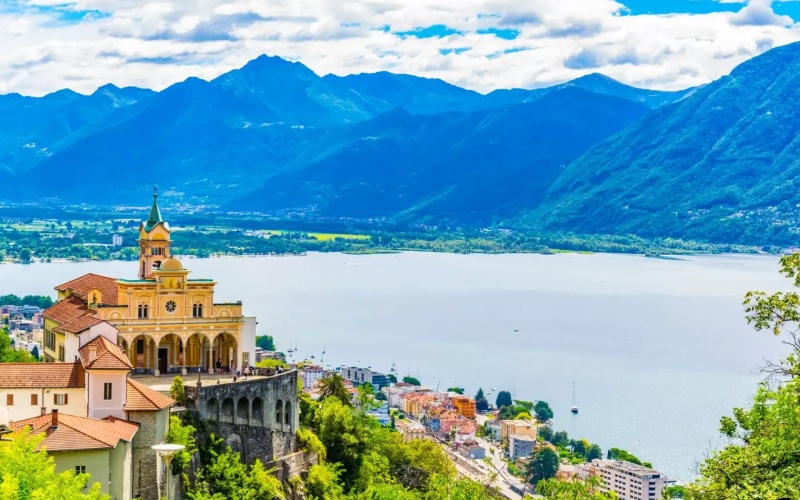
xmin=44 ymin=191 xmax=256 ymax=374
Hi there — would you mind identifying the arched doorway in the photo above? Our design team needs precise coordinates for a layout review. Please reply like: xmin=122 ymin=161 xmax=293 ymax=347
xmin=236 ymin=398 xmax=249 ymax=425
xmin=185 ymin=333 xmax=211 ymax=372
xmin=206 ymin=398 xmax=218 ymax=420
xmin=221 ymin=398 xmax=234 ymax=423
xmin=252 ymin=398 xmax=264 ymax=426
xmin=126 ymin=334 xmax=158 ymax=374
xmin=156 ymin=333 xmax=183 ymax=374
xmin=212 ymin=332 xmax=238 ymax=372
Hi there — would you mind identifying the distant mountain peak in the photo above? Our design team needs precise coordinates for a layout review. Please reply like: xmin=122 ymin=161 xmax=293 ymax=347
xmin=92 ymin=83 xmax=121 ymax=96
xmin=42 ymin=88 xmax=82 ymax=102
xmin=571 ymin=73 xmax=622 ymax=85
xmin=239 ymin=54 xmax=317 ymax=78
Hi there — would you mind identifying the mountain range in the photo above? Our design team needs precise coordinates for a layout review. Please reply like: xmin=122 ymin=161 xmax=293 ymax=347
xmin=2 ymin=43 xmax=799 ymax=245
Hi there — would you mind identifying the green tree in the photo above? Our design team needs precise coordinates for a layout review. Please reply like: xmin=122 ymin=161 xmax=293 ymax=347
xmin=305 ymin=463 xmax=345 ymax=500
xmin=169 ymin=376 xmax=186 ymax=406
xmin=30 ymin=345 xmax=39 ymax=361
xmin=19 ymin=248 xmax=32 ymax=263
xmin=0 ymin=427 xmax=108 ymax=499
xmin=514 ymin=400 xmax=534 ymax=412
xmin=297 ymin=428 xmax=327 ymax=461
xmin=684 ymin=254 xmax=800 ymax=498
xmin=586 ymin=444 xmax=603 ymax=461
xmin=534 ymin=401 xmax=554 ymax=422
xmin=402 ymin=376 xmax=421 ymax=386
xmin=447 ymin=387 xmax=464 ymax=395
xmin=537 ymin=476 xmax=617 ymax=499
xmin=571 ymin=439 xmax=587 ymax=456
xmin=663 ymin=485 xmax=684 ymax=498
xmin=255 ymin=335 xmax=275 ymax=351
xmin=387 ymin=374 xmax=397 ymax=384
xmin=552 ymin=431 xmax=570 ymax=448
xmin=475 ymin=388 xmax=489 ymax=413
xmin=165 ymin=415 xmax=197 ymax=475
xmin=606 ymin=448 xmax=642 ymax=466
xmin=0 ymin=332 xmax=35 ymax=362
xmin=527 ymin=447 xmax=560 ymax=485
xmin=317 ymin=398 xmax=371 ymax=490
xmin=357 ymin=382 xmax=377 ymax=410
xmin=192 ymin=445 xmax=283 ymax=500
xmin=318 ymin=373 xmax=353 ymax=407
xmin=538 ymin=426 xmax=554 ymax=443
xmin=495 ymin=391 xmax=513 ymax=409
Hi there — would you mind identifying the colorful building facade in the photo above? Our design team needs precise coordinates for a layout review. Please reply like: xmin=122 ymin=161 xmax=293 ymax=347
xmin=43 ymin=190 xmax=256 ymax=374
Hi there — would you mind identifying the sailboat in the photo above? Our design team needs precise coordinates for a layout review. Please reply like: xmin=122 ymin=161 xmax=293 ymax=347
xmin=571 ymin=381 xmax=579 ymax=414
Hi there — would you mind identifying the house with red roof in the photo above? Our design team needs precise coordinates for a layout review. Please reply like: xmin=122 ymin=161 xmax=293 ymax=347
xmin=11 ymin=410 xmax=139 ymax=500
xmin=1 ymin=323 xmax=174 ymax=500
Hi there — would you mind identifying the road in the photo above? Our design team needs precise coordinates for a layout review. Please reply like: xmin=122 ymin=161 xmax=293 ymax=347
xmin=436 ymin=435 xmax=538 ymax=499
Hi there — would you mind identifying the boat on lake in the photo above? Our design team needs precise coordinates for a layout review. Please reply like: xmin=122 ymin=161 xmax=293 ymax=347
xmin=571 ymin=381 xmax=579 ymax=414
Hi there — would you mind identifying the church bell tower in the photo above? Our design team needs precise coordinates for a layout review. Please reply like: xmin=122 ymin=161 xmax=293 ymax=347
xmin=138 ymin=187 xmax=172 ymax=279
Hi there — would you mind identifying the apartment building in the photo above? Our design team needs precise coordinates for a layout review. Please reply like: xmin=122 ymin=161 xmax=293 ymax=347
xmin=451 ymin=395 xmax=477 ymax=419
xmin=500 ymin=419 xmax=537 ymax=440
xmin=589 ymin=460 xmax=674 ymax=500
xmin=509 ymin=434 xmax=536 ymax=460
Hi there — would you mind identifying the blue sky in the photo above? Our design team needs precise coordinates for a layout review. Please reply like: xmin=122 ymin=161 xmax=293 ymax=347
xmin=0 ymin=0 xmax=799 ymax=96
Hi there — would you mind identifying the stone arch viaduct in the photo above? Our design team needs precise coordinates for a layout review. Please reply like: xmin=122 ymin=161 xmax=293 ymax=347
xmin=185 ymin=370 xmax=299 ymax=464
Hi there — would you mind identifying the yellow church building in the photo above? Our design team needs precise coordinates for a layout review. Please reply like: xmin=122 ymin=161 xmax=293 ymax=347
xmin=43 ymin=191 xmax=256 ymax=375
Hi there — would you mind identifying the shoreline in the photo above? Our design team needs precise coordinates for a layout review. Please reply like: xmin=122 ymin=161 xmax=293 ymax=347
xmin=0 ymin=247 xmax=773 ymax=266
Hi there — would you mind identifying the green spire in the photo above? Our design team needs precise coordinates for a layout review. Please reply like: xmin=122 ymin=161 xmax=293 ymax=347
xmin=144 ymin=186 xmax=164 ymax=232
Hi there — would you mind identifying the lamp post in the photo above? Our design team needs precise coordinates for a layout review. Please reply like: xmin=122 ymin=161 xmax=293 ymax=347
xmin=151 ymin=443 xmax=185 ymax=500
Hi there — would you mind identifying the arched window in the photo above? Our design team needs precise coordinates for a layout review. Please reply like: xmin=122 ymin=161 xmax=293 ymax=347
xmin=137 ymin=304 xmax=149 ymax=319
xmin=276 ymin=400 xmax=283 ymax=425
xmin=193 ymin=303 xmax=203 ymax=318
xmin=284 ymin=401 xmax=291 ymax=425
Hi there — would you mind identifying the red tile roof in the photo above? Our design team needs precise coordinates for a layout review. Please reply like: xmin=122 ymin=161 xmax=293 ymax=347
xmin=11 ymin=413 xmax=138 ymax=451
xmin=79 ymin=336 xmax=132 ymax=370
xmin=0 ymin=362 xmax=85 ymax=388
xmin=54 ymin=273 xmax=119 ymax=305
xmin=43 ymin=297 xmax=92 ymax=325
xmin=53 ymin=315 xmax=104 ymax=335
xmin=125 ymin=379 xmax=174 ymax=411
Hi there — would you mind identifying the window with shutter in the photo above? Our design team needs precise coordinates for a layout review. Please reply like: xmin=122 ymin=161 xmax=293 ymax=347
xmin=6 ymin=394 xmax=13 ymax=406
xmin=31 ymin=394 xmax=38 ymax=406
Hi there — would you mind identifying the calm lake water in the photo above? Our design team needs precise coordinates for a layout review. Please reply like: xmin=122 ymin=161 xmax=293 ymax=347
xmin=0 ymin=252 xmax=791 ymax=480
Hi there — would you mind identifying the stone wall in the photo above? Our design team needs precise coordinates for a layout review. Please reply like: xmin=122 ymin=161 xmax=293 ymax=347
xmin=266 ymin=450 xmax=319 ymax=483
xmin=128 ymin=408 xmax=170 ymax=500
xmin=186 ymin=370 xmax=299 ymax=466
xmin=129 ymin=410 xmax=157 ymax=500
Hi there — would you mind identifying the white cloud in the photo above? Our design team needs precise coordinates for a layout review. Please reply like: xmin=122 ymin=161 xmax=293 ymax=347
xmin=730 ymin=0 xmax=793 ymax=27
xmin=0 ymin=0 xmax=798 ymax=96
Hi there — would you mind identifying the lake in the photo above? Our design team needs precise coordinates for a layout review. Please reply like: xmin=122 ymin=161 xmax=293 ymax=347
xmin=0 ymin=251 xmax=791 ymax=480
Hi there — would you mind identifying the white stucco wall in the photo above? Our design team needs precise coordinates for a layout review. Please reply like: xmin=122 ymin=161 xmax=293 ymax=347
xmin=78 ymin=323 xmax=119 ymax=350
xmin=1 ymin=388 xmax=86 ymax=422
xmin=86 ymin=370 xmax=128 ymax=419
xmin=242 ymin=317 xmax=256 ymax=368
xmin=64 ymin=333 xmax=81 ymax=363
